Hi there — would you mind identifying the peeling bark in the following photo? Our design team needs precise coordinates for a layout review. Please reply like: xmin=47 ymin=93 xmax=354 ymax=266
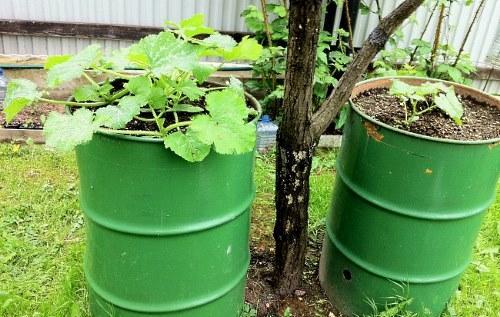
xmin=273 ymin=0 xmax=321 ymax=295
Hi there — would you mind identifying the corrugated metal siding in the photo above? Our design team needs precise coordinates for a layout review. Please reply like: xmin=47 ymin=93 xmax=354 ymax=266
xmin=0 ymin=0 xmax=260 ymax=55
xmin=1 ymin=0 xmax=498 ymax=63
xmin=352 ymin=0 xmax=500 ymax=66
xmin=0 ymin=0 xmax=498 ymax=93
xmin=0 ymin=0 xmax=260 ymax=30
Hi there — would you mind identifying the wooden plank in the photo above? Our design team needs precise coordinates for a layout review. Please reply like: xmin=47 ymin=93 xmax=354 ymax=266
xmin=0 ymin=20 xmax=251 ymax=42
xmin=0 ymin=128 xmax=44 ymax=144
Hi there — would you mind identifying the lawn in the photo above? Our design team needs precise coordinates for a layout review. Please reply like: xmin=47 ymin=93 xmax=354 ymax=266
xmin=0 ymin=143 xmax=498 ymax=316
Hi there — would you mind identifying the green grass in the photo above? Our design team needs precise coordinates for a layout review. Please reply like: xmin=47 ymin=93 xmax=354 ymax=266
xmin=0 ymin=143 xmax=498 ymax=316
xmin=0 ymin=144 xmax=88 ymax=316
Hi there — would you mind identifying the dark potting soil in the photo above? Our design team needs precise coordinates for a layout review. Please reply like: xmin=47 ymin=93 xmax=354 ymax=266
xmin=123 ymin=97 xmax=209 ymax=132
xmin=353 ymin=88 xmax=500 ymax=141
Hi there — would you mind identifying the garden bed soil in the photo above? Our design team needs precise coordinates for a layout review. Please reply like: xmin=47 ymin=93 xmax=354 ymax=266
xmin=246 ymin=230 xmax=339 ymax=317
xmin=353 ymin=88 xmax=500 ymax=141
xmin=0 ymin=103 xmax=63 ymax=129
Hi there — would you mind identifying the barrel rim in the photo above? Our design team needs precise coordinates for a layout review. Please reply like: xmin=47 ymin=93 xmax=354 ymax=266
xmin=349 ymin=76 xmax=500 ymax=145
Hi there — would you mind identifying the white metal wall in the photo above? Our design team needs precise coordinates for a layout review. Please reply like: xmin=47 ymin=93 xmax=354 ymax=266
xmin=352 ymin=0 xmax=500 ymax=66
xmin=0 ymin=0 xmax=498 ymax=63
xmin=0 ymin=0 xmax=498 ymax=93
xmin=0 ymin=0 xmax=260 ymax=55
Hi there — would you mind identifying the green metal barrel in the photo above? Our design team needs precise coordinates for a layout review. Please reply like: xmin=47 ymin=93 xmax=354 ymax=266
xmin=319 ymin=77 xmax=500 ymax=316
xmin=76 ymin=132 xmax=255 ymax=316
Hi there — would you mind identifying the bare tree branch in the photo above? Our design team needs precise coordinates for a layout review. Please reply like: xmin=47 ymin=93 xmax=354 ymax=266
xmin=430 ymin=3 xmax=445 ymax=70
xmin=409 ymin=0 xmax=439 ymax=63
xmin=344 ymin=0 xmax=354 ymax=51
xmin=453 ymin=0 xmax=487 ymax=67
xmin=311 ymin=0 xmax=425 ymax=139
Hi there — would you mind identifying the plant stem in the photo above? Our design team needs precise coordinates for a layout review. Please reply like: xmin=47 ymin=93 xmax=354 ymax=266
xmin=409 ymin=0 xmax=439 ymax=63
xmin=415 ymin=105 xmax=436 ymax=116
xmin=202 ymin=87 xmax=224 ymax=92
xmin=164 ymin=121 xmax=191 ymax=133
xmin=344 ymin=0 xmax=355 ymax=53
xmin=149 ymin=106 xmax=165 ymax=133
xmin=453 ymin=0 xmax=487 ymax=67
xmin=82 ymin=72 xmax=99 ymax=88
xmin=430 ymin=3 xmax=445 ymax=72
xmin=260 ymin=0 xmax=280 ymax=117
xmin=134 ymin=116 xmax=157 ymax=122
xmin=173 ymin=111 xmax=180 ymax=131
xmin=95 ymin=67 xmax=134 ymax=79
xmin=38 ymin=97 xmax=106 ymax=107
xmin=375 ymin=0 xmax=382 ymax=21
xmin=109 ymin=89 xmax=129 ymax=102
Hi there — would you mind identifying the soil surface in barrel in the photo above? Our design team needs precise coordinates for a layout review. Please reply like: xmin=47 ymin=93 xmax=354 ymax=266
xmin=353 ymin=88 xmax=500 ymax=141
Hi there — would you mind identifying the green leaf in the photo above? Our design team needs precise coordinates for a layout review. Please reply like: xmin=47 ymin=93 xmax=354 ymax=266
xmin=241 ymin=5 xmax=264 ymax=33
xmin=414 ymin=81 xmax=447 ymax=97
xmin=270 ymin=5 xmax=287 ymax=17
xmin=359 ymin=2 xmax=371 ymax=15
xmin=205 ymin=88 xmax=249 ymax=121
xmin=148 ymin=86 xmax=167 ymax=108
xmin=191 ymin=115 xmax=256 ymax=155
xmin=128 ymin=31 xmax=198 ymax=76
xmin=190 ymin=88 xmax=255 ymax=155
xmin=124 ymin=76 xmax=166 ymax=108
xmin=98 ymin=82 xmax=114 ymax=98
xmin=47 ymin=44 xmax=102 ymax=87
xmin=389 ymin=79 xmax=415 ymax=97
xmin=94 ymin=95 xmax=146 ymax=129
xmin=192 ymin=63 xmax=216 ymax=83
xmin=125 ymin=76 xmax=151 ymax=96
xmin=222 ymin=37 xmax=263 ymax=61
xmin=163 ymin=130 xmax=211 ymax=162
xmin=3 ymin=79 xmax=42 ymax=123
xmin=201 ymin=35 xmax=263 ymax=61
xmin=43 ymin=108 xmax=95 ymax=152
xmin=336 ymin=104 xmax=349 ymax=129
xmin=105 ymin=47 xmax=131 ymax=70
xmin=179 ymin=14 xmax=214 ymax=38
xmin=44 ymin=55 xmax=71 ymax=70
xmin=202 ymin=34 xmax=237 ymax=50
xmin=73 ymin=85 xmax=100 ymax=102
xmin=228 ymin=77 xmax=244 ymax=92
xmin=167 ymin=104 xmax=204 ymax=113
xmin=447 ymin=67 xmax=463 ymax=83
xmin=434 ymin=89 xmax=464 ymax=125
xmin=178 ymin=79 xmax=205 ymax=100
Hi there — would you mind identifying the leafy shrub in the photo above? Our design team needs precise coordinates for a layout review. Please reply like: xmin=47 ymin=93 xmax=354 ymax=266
xmin=2 ymin=14 xmax=263 ymax=162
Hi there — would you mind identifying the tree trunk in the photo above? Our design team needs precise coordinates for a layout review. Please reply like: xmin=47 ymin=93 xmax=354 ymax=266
xmin=274 ymin=0 xmax=322 ymax=295
xmin=273 ymin=0 xmax=425 ymax=296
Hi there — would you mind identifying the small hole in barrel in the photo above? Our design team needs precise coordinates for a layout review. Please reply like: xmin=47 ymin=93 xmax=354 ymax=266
xmin=342 ymin=269 xmax=352 ymax=281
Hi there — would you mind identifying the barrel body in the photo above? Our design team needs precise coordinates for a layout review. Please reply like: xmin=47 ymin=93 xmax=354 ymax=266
xmin=76 ymin=133 xmax=255 ymax=316
xmin=319 ymin=79 xmax=499 ymax=316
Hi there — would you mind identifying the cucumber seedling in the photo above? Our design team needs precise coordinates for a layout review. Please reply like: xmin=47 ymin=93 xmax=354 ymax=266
xmin=389 ymin=79 xmax=464 ymax=126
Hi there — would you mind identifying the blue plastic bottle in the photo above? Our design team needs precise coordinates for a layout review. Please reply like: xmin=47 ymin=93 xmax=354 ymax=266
xmin=256 ymin=115 xmax=278 ymax=152
xmin=0 ymin=68 xmax=7 ymax=109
